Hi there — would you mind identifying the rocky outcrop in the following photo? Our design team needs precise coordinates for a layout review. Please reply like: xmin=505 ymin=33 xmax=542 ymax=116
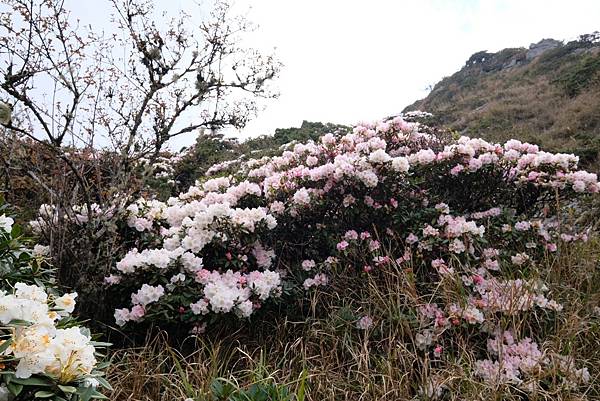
xmin=462 ymin=39 xmax=565 ymax=75
xmin=526 ymin=38 xmax=562 ymax=60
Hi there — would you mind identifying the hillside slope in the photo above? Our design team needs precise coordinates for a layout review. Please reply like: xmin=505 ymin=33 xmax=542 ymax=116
xmin=404 ymin=33 xmax=600 ymax=169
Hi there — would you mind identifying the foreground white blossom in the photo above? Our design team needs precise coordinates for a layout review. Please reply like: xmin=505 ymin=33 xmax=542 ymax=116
xmin=0 ymin=214 xmax=14 ymax=233
xmin=0 ymin=283 xmax=98 ymax=382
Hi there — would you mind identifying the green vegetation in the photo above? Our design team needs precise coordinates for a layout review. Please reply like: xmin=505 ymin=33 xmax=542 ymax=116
xmin=405 ymin=33 xmax=600 ymax=170
xmin=554 ymin=54 xmax=600 ymax=97
xmin=173 ymin=121 xmax=350 ymax=189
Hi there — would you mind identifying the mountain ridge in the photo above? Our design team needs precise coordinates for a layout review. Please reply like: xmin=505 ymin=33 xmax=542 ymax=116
xmin=404 ymin=33 xmax=600 ymax=169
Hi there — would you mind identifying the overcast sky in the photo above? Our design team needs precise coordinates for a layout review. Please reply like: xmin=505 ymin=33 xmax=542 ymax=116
xmin=67 ymin=0 xmax=600 ymax=148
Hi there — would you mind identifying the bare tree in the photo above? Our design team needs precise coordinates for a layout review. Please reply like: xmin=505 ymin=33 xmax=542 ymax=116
xmin=0 ymin=0 xmax=280 ymax=209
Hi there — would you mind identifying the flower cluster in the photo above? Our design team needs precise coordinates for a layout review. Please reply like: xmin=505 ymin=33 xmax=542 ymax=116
xmin=0 ymin=287 xmax=91 ymax=379
xmin=475 ymin=330 xmax=545 ymax=385
xmin=0 ymin=208 xmax=110 ymax=400
xmin=29 ymin=202 xmax=117 ymax=232
xmin=475 ymin=330 xmax=589 ymax=389
xmin=114 ymin=268 xmax=282 ymax=325
xmin=103 ymin=188 xmax=285 ymax=327
xmin=34 ymin=113 xmax=599 ymax=383
xmin=0 ymin=283 xmax=108 ymax=398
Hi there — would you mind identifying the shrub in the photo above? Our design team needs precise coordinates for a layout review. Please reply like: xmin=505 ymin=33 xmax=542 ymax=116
xmin=554 ymin=54 xmax=600 ymax=97
xmin=33 ymin=115 xmax=600 ymax=398
xmin=99 ymin=116 xmax=597 ymax=330
xmin=209 ymin=378 xmax=300 ymax=401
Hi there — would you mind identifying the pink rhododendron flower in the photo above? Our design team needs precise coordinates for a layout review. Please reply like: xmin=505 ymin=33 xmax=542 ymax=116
xmin=356 ymin=315 xmax=373 ymax=330
xmin=336 ymin=241 xmax=349 ymax=251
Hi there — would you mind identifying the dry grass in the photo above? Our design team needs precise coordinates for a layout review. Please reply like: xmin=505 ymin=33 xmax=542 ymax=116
xmin=105 ymin=236 xmax=600 ymax=401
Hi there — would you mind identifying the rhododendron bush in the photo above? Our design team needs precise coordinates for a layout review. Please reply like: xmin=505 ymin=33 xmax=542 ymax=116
xmin=32 ymin=115 xmax=599 ymax=395
xmin=0 ymin=212 xmax=110 ymax=401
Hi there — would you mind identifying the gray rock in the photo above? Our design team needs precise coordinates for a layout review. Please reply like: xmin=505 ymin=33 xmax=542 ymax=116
xmin=526 ymin=39 xmax=562 ymax=60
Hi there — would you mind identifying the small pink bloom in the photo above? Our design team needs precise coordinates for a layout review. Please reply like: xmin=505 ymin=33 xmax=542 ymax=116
xmin=406 ymin=233 xmax=418 ymax=244
xmin=336 ymin=240 xmax=349 ymax=251
xmin=196 ymin=269 xmax=211 ymax=282
xmin=103 ymin=274 xmax=121 ymax=286
xmin=130 ymin=305 xmax=145 ymax=321
xmin=190 ymin=322 xmax=207 ymax=335
xmin=356 ymin=315 xmax=374 ymax=330
xmin=368 ymin=240 xmax=380 ymax=251
xmin=344 ymin=230 xmax=359 ymax=240
xmin=450 ymin=165 xmax=464 ymax=175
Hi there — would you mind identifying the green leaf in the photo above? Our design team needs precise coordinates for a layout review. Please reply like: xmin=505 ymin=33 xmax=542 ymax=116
xmin=58 ymin=385 xmax=77 ymax=393
xmin=10 ymin=376 xmax=54 ymax=386
xmin=10 ymin=224 xmax=22 ymax=238
xmin=296 ymin=368 xmax=308 ymax=401
xmin=6 ymin=381 xmax=22 ymax=396
xmin=210 ymin=379 xmax=224 ymax=397
xmin=90 ymin=390 xmax=109 ymax=399
xmin=34 ymin=277 xmax=45 ymax=289
xmin=7 ymin=319 xmax=32 ymax=326
xmin=95 ymin=376 xmax=113 ymax=391
xmin=89 ymin=341 xmax=111 ymax=347
xmin=77 ymin=385 xmax=95 ymax=401
xmin=94 ymin=362 xmax=110 ymax=370
xmin=0 ymin=338 xmax=12 ymax=353
xmin=34 ymin=390 xmax=56 ymax=398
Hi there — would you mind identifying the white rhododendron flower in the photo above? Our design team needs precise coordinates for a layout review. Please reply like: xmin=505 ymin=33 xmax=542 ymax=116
xmin=14 ymin=282 xmax=48 ymax=303
xmin=32 ymin=244 xmax=50 ymax=256
xmin=44 ymin=327 xmax=97 ymax=381
xmin=368 ymin=149 xmax=391 ymax=164
xmin=131 ymin=284 xmax=165 ymax=307
xmin=0 ymin=214 xmax=14 ymax=233
xmin=0 ymin=283 xmax=99 ymax=382
xmin=391 ymin=157 xmax=410 ymax=172
xmin=54 ymin=292 xmax=78 ymax=314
